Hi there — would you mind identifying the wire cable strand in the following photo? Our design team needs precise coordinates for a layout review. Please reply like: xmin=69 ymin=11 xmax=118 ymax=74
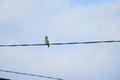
xmin=0 ymin=40 xmax=120 ymax=47
xmin=0 ymin=69 xmax=63 ymax=80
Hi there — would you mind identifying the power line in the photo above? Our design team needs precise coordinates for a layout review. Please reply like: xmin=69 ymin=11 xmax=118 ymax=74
xmin=0 ymin=40 xmax=120 ymax=47
xmin=0 ymin=78 xmax=10 ymax=80
xmin=0 ymin=69 xmax=63 ymax=80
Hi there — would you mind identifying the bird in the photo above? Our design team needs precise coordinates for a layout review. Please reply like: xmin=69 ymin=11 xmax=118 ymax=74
xmin=45 ymin=36 xmax=49 ymax=47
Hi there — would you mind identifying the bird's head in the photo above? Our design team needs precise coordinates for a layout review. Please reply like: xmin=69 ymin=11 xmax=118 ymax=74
xmin=45 ymin=36 xmax=48 ymax=39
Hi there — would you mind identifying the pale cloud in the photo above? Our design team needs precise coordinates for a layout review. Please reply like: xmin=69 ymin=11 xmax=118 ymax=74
xmin=0 ymin=0 xmax=69 ymax=43
xmin=41 ymin=0 xmax=68 ymax=13
xmin=47 ymin=0 xmax=120 ymax=40
xmin=0 ymin=0 xmax=34 ymax=23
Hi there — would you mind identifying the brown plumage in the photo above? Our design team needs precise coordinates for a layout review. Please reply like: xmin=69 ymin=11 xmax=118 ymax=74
xmin=45 ymin=36 xmax=49 ymax=47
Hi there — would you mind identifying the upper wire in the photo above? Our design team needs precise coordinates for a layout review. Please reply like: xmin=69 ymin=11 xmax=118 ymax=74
xmin=0 ymin=40 xmax=120 ymax=47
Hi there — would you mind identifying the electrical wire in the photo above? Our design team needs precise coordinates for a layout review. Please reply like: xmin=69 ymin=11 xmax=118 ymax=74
xmin=0 ymin=69 xmax=63 ymax=80
xmin=0 ymin=40 xmax=120 ymax=47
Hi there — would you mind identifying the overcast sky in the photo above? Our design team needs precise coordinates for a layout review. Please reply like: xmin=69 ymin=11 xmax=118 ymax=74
xmin=0 ymin=0 xmax=120 ymax=80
